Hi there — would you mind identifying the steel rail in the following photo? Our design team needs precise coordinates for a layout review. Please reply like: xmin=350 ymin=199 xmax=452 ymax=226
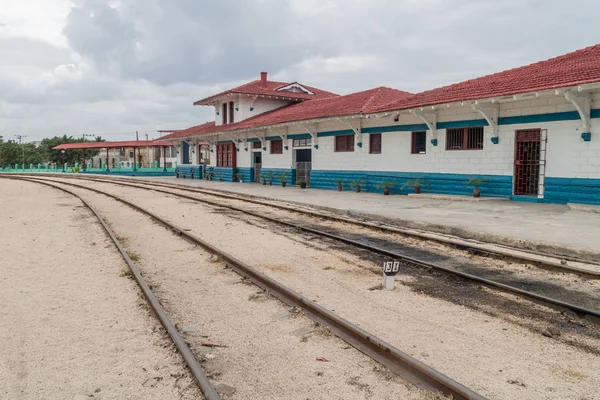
xmin=27 ymin=172 xmax=600 ymax=274
xmin=2 ymin=176 xmax=222 ymax=400
xmin=17 ymin=175 xmax=600 ymax=318
xmin=10 ymin=175 xmax=487 ymax=400
xmin=76 ymin=176 xmax=600 ymax=319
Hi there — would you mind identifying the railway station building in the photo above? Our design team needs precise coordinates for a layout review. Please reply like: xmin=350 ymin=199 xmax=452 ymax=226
xmin=158 ymin=44 xmax=600 ymax=205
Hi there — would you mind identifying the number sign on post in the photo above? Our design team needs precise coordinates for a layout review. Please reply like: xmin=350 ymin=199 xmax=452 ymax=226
xmin=382 ymin=261 xmax=400 ymax=290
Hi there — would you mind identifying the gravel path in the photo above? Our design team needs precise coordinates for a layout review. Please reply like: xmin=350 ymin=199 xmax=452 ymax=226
xmin=0 ymin=179 xmax=201 ymax=400
xmin=45 ymin=176 xmax=600 ymax=400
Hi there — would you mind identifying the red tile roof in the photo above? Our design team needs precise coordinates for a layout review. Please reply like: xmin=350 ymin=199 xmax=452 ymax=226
xmin=155 ymin=121 xmax=217 ymax=141
xmin=231 ymin=86 xmax=412 ymax=128
xmin=53 ymin=141 xmax=168 ymax=150
xmin=158 ymin=87 xmax=412 ymax=141
xmin=161 ymin=45 xmax=600 ymax=142
xmin=194 ymin=78 xmax=338 ymax=105
xmin=374 ymin=43 xmax=600 ymax=113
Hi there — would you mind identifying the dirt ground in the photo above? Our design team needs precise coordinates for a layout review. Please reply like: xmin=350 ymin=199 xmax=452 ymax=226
xmin=46 ymin=176 xmax=600 ymax=400
xmin=0 ymin=179 xmax=201 ymax=400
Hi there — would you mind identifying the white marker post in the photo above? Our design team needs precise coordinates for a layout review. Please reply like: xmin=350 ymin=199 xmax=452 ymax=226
xmin=382 ymin=261 xmax=400 ymax=290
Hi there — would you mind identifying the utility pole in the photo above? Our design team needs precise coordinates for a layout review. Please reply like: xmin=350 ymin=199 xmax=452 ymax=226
xmin=145 ymin=133 xmax=148 ymax=141
xmin=14 ymin=134 xmax=26 ymax=167
xmin=81 ymin=134 xmax=93 ymax=170
xmin=136 ymin=131 xmax=139 ymax=141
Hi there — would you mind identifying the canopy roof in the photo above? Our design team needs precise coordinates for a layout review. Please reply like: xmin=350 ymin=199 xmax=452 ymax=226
xmin=53 ymin=141 xmax=169 ymax=150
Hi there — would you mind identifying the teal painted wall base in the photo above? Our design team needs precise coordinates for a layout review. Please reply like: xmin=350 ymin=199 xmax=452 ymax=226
xmin=175 ymin=165 xmax=202 ymax=179
xmin=309 ymin=170 xmax=512 ymax=196
xmin=258 ymin=168 xmax=296 ymax=186
xmin=237 ymin=167 xmax=254 ymax=183
xmin=544 ymin=177 xmax=600 ymax=205
xmin=214 ymin=167 xmax=234 ymax=182
xmin=81 ymin=170 xmax=175 ymax=177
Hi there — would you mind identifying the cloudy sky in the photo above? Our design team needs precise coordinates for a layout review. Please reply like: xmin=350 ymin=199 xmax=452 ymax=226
xmin=1 ymin=0 xmax=598 ymax=141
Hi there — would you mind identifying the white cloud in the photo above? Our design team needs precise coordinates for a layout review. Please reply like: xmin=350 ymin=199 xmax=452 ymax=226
xmin=0 ymin=0 xmax=72 ymax=46
xmin=0 ymin=0 xmax=599 ymax=141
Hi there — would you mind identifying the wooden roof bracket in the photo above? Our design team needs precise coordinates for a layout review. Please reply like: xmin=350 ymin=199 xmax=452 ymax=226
xmin=564 ymin=90 xmax=591 ymax=133
xmin=230 ymin=134 xmax=247 ymax=152
xmin=249 ymin=95 xmax=259 ymax=112
xmin=296 ymin=123 xmax=319 ymax=149
xmin=472 ymin=102 xmax=500 ymax=140
xmin=411 ymin=109 xmax=438 ymax=145
xmin=249 ymin=130 xmax=266 ymax=150
xmin=267 ymin=127 xmax=288 ymax=150
xmin=337 ymin=118 xmax=362 ymax=148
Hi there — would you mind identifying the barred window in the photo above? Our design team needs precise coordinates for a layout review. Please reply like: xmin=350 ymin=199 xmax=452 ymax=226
xmin=446 ymin=127 xmax=484 ymax=150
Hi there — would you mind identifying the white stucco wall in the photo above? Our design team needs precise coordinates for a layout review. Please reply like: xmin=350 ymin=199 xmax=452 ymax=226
xmin=237 ymin=146 xmax=252 ymax=168
xmin=204 ymin=89 xmax=600 ymax=186
xmin=214 ymin=97 xmax=293 ymax=126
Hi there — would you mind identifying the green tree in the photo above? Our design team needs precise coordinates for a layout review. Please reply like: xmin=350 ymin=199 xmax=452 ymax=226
xmin=0 ymin=140 xmax=22 ymax=167
xmin=39 ymin=135 xmax=104 ymax=165
xmin=0 ymin=135 xmax=105 ymax=168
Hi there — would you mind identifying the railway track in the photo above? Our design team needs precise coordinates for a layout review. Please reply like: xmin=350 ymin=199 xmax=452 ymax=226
xmin=22 ymin=174 xmax=600 ymax=321
xmin=2 ymin=176 xmax=222 ymax=399
xmin=22 ymin=172 xmax=600 ymax=276
xmin=4 ymin=175 xmax=486 ymax=400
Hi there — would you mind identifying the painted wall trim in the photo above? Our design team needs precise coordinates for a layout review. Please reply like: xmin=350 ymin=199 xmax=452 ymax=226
xmin=220 ymin=108 xmax=600 ymax=142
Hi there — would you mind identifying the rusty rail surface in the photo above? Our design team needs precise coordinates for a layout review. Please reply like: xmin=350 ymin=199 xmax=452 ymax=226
xmin=8 ymin=175 xmax=488 ymax=400
xmin=1 ymin=176 xmax=222 ymax=400
xmin=24 ymin=172 xmax=600 ymax=275
xmin=25 ymin=174 xmax=600 ymax=319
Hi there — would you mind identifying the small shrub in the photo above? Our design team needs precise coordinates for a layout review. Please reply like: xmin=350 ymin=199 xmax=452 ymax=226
xmin=375 ymin=180 xmax=395 ymax=190
xmin=466 ymin=176 xmax=487 ymax=188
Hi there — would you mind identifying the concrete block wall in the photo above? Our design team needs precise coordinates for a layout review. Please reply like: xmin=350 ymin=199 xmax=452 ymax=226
xmin=310 ymin=170 xmax=512 ymax=196
xmin=257 ymin=168 xmax=296 ymax=186
xmin=204 ymin=90 xmax=600 ymax=204
xmin=236 ymin=146 xmax=252 ymax=168
xmin=261 ymin=139 xmax=294 ymax=169
xmin=237 ymin=167 xmax=254 ymax=183
xmin=315 ymin=115 xmax=513 ymax=177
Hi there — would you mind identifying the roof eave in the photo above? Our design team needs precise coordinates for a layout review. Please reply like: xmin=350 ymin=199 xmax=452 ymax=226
xmin=368 ymin=81 xmax=600 ymax=117
xmin=194 ymin=91 xmax=313 ymax=106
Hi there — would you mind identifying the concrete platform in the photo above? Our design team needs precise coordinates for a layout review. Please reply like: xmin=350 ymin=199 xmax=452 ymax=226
xmin=127 ymin=177 xmax=600 ymax=257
